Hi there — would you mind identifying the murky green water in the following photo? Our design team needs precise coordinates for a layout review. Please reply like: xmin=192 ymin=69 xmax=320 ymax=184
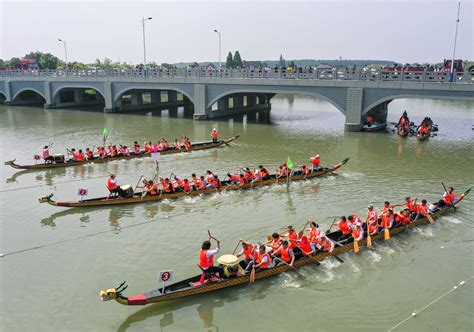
xmin=0 ymin=96 xmax=473 ymax=331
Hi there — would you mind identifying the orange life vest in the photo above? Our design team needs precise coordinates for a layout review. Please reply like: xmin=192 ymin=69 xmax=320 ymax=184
xmin=300 ymin=241 xmax=312 ymax=255
xmin=243 ymin=246 xmax=254 ymax=260
xmin=352 ymin=227 xmax=362 ymax=240
xmin=280 ymin=247 xmax=292 ymax=263
xmin=183 ymin=182 xmax=191 ymax=192
xmin=309 ymin=228 xmax=320 ymax=240
xmin=339 ymin=221 xmax=351 ymax=235
xmin=368 ymin=222 xmax=378 ymax=234
xmin=417 ymin=204 xmax=428 ymax=216
xmin=255 ymin=252 xmax=270 ymax=269
xmin=381 ymin=215 xmax=393 ymax=228
xmin=107 ymin=178 xmax=118 ymax=190
xmin=288 ymin=232 xmax=298 ymax=248
xmin=311 ymin=156 xmax=320 ymax=167
xmin=211 ymin=130 xmax=218 ymax=139
xmin=199 ymin=249 xmax=213 ymax=269
xmin=406 ymin=200 xmax=417 ymax=212
xmin=443 ymin=192 xmax=455 ymax=205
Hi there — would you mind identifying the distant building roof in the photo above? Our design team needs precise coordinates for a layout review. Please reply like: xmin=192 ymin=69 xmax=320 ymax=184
xmin=243 ymin=61 xmax=265 ymax=68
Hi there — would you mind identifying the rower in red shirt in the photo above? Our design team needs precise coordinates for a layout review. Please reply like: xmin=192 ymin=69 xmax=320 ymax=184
xmin=310 ymin=155 xmax=321 ymax=172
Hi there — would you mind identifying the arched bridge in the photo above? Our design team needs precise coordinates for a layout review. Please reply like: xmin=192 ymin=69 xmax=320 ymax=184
xmin=1 ymin=69 xmax=473 ymax=131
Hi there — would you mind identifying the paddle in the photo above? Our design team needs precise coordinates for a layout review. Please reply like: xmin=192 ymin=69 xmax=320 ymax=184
xmin=329 ymin=251 xmax=344 ymax=263
xmin=325 ymin=218 xmax=338 ymax=235
xmin=441 ymin=182 xmax=456 ymax=211
xmin=353 ymin=238 xmax=360 ymax=254
xmin=295 ymin=245 xmax=320 ymax=266
xmin=384 ymin=227 xmax=390 ymax=240
xmin=249 ymin=266 xmax=256 ymax=283
xmin=231 ymin=240 xmax=242 ymax=255
xmin=298 ymin=219 xmax=311 ymax=238
xmin=426 ymin=213 xmax=435 ymax=225
xmin=207 ymin=230 xmax=219 ymax=242
xmin=273 ymin=256 xmax=304 ymax=278
xmin=366 ymin=221 xmax=373 ymax=248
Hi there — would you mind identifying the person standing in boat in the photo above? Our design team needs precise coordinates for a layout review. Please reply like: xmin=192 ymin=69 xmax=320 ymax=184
xmin=199 ymin=239 xmax=224 ymax=277
xmin=42 ymin=145 xmax=54 ymax=164
xmin=439 ymin=187 xmax=455 ymax=207
xmin=310 ymin=155 xmax=321 ymax=172
xmin=211 ymin=128 xmax=219 ymax=143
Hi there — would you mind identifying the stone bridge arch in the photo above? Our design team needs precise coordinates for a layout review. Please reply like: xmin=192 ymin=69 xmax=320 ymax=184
xmin=205 ymin=85 xmax=347 ymax=116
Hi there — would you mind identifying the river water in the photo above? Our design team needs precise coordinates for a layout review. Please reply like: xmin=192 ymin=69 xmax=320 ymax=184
xmin=0 ymin=96 xmax=473 ymax=331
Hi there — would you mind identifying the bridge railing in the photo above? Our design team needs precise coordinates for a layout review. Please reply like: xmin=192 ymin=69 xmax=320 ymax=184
xmin=0 ymin=68 xmax=472 ymax=83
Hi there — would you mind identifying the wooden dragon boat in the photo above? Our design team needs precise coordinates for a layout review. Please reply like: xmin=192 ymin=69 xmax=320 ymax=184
xmin=38 ymin=158 xmax=350 ymax=208
xmin=4 ymin=136 xmax=239 ymax=170
xmin=361 ymin=122 xmax=387 ymax=132
xmin=99 ymin=188 xmax=470 ymax=306
xmin=397 ymin=125 xmax=410 ymax=137
xmin=416 ymin=131 xmax=431 ymax=141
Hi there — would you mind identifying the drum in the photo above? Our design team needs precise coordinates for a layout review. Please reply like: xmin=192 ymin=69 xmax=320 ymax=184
xmin=53 ymin=154 xmax=65 ymax=163
xmin=121 ymin=184 xmax=134 ymax=198
xmin=217 ymin=254 xmax=242 ymax=278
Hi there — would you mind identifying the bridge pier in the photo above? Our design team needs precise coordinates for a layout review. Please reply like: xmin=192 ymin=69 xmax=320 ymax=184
xmin=344 ymin=88 xmax=363 ymax=132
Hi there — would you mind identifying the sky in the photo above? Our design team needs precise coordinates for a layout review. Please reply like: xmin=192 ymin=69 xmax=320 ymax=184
xmin=1 ymin=0 xmax=472 ymax=64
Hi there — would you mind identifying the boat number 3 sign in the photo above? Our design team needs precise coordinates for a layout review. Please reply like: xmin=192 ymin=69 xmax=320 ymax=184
xmin=158 ymin=270 xmax=173 ymax=293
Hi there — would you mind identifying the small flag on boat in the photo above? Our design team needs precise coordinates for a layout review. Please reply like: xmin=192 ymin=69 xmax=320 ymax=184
xmin=103 ymin=128 xmax=109 ymax=137
xmin=287 ymin=156 xmax=293 ymax=170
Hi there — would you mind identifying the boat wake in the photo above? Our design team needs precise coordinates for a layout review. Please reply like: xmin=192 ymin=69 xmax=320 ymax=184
xmin=443 ymin=216 xmax=463 ymax=224
xmin=413 ymin=227 xmax=434 ymax=237
xmin=369 ymin=250 xmax=382 ymax=263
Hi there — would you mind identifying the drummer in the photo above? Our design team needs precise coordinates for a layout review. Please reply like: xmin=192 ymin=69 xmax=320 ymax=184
xmin=236 ymin=240 xmax=255 ymax=270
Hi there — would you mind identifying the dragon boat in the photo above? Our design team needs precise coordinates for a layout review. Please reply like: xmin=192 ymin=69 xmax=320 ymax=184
xmin=38 ymin=158 xmax=350 ymax=208
xmin=4 ymin=136 xmax=239 ymax=170
xmin=99 ymin=188 xmax=470 ymax=306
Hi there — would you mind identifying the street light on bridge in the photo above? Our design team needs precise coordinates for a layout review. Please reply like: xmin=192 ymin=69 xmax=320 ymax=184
xmin=213 ymin=29 xmax=221 ymax=68
xmin=142 ymin=16 xmax=153 ymax=74
xmin=58 ymin=38 xmax=68 ymax=71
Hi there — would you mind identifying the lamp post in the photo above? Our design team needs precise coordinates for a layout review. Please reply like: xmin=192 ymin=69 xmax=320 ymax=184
xmin=142 ymin=16 xmax=153 ymax=75
xmin=213 ymin=29 xmax=221 ymax=68
xmin=58 ymin=38 xmax=68 ymax=72
xmin=450 ymin=0 xmax=461 ymax=81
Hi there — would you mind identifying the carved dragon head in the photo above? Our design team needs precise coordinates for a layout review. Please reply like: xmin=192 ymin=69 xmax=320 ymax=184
xmin=4 ymin=159 xmax=15 ymax=166
xmin=38 ymin=193 xmax=54 ymax=203
xmin=99 ymin=281 xmax=128 ymax=303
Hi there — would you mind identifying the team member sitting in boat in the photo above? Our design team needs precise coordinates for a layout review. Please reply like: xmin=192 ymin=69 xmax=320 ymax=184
xmin=258 ymin=165 xmax=270 ymax=180
xmin=298 ymin=236 xmax=315 ymax=257
xmin=42 ymin=146 xmax=54 ymax=164
xmin=309 ymin=222 xmax=321 ymax=246
xmin=381 ymin=209 xmax=395 ymax=230
xmin=107 ymin=174 xmax=125 ymax=198
xmin=236 ymin=240 xmax=255 ymax=270
xmin=348 ymin=214 xmax=362 ymax=227
xmin=439 ymin=187 xmax=455 ymax=206
xmin=397 ymin=111 xmax=410 ymax=129
xmin=182 ymin=179 xmax=192 ymax=192
xmin=395 ymin=209 xmax=411 ymax=225
xmin=183 ymin=136 xmax=192 ymax=150
xmin=352 ymin=224 xmax=364 ymax=242
xmin=191 ymin=173 xmax=203 ymax=190
xmin=268 ymin=232 xmax=282 ymax=253
xmin=300 ymin=164 xmax=310 ymax=177
xmin=338 ymin=216 xmax=352 ymax=242
xmin=173 ymin=139 xmax=181 ymax=150
xmin=162 ymin=178 xmax=175 ymax=193
xmin=85 ymin=148 xmax=94 ymax=160
xmin=405 ymin=196 xmax=418 ymax=216
xmin=243 ymin=168 xmax=254 ymax=183
xmin=379 ymin=201 xmax=394 ymax=217
xmin=253 ymin=245 xmax=272 ymax=272
xmin=133 ymin=141 xmax=141 ymax=154
xmin=227 ymin=172 xmax=240 ymax=184
xmin=319 ymin=235 xmax=335 ymax=253
xmin=211 ymin=128 xmax=218 ymax=143
xmin=143 ymin=179 xmax=158 ymax=196
xmin=367 ymin=219 xmax=379 ymax=236
xmin=276 ymin=163 xmax=288 ymax=178
xmin=415 ymin=199 xmax=429 ymax=220
xmin=310 ymin=155 xmax=321 ymax=172
xmin=199 ymin=239 xmax=224 ymax=278
xmin=287 ymin=226 xmax=299 ymax=251
xmin=238 ymin=174 xmax=246 ymax=187
xmin=272 ymin=240 xmax=295 ymax=267
xmin=76 ymin=149 xmax=85 ymax=161
xmin=366 ymin=205 xmax=378 ymax=225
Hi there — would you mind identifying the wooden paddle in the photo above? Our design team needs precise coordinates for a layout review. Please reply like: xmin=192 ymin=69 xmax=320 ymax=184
xmin=441 ymin=182 xmax=456 ymax=211
xmin=384 ymin=227 xmax=390 ymax=240
xmin=249 ymin=267 xmax=256 ymax=283
xmin=273 ymin=257 xmax=304 ymax=278
xmin=298 ymin=219 xmax=311 ymax=238
xmin=232 ymin=240 xmax=242 ymax=255
xmin=353 ymin=239 xmax=360 ymax=254
xmin=426 ymin=213 xmax=435 ymax=225
xmin=207 ymin=230 xmax=219 ymax=242
xmin=295 ymin=244 xmax=320 ymax=266
xmin=325 ymin=218 xmax=338 ymax=235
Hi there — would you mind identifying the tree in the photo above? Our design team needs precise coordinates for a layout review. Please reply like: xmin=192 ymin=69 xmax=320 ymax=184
xmin=23 ymin=51 xmax=62 ymax=69
xmin=233 ymin=51 xmax=243 ymax=68
xmin=226 ymin=52 xmax=234 ymax=69
xmin=0 ymin=59 xmax=6 ymax=69
xmin=189 ymin=62 xmax=199 ymax=69
xmin=278 ymin=54 xmax=286 ymax=67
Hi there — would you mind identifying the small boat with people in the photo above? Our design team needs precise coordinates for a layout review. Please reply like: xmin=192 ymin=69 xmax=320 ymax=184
xmin=361 ymin=116 xmax=387 ymax=132
xmin=99 ymin=186 xmax=470 ymax=306
xmin=38 ymin=157 xmax=349 ymax=208
xmin=4 ymin=133 xmax=239 ymax=170
xmin=416 ymin=117 xmax=436 ymax=141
